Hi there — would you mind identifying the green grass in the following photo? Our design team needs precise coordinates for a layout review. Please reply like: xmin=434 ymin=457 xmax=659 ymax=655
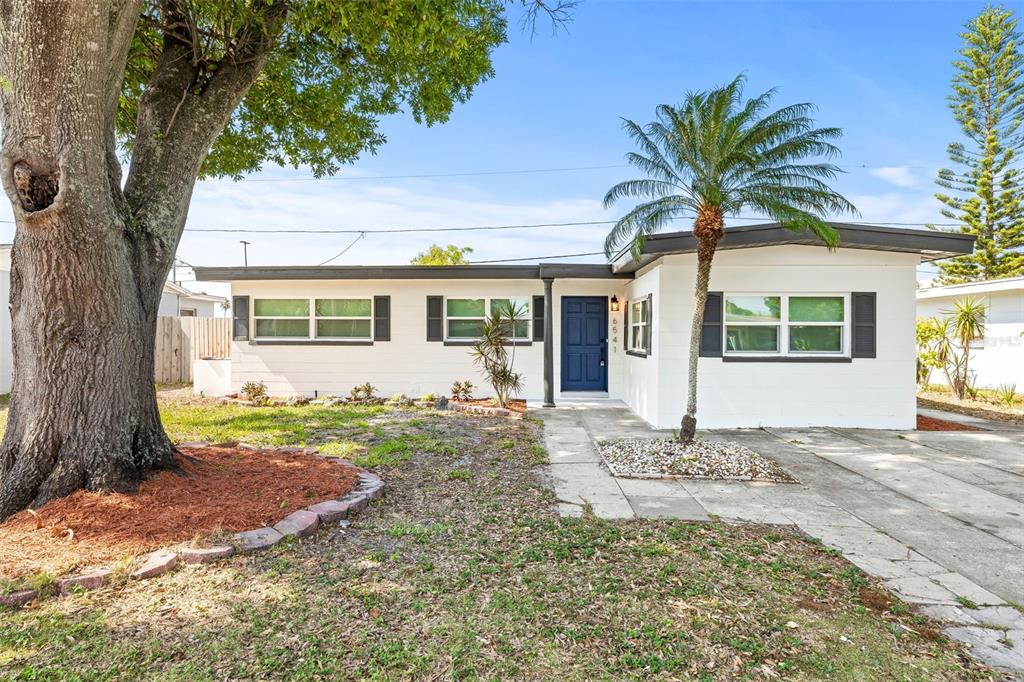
xmin=0 ymin=402 xmax=984 ymax=680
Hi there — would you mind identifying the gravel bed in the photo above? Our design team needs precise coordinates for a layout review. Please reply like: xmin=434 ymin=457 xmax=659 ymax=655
xmin=598 ymin=438 xmax=796 ymax=482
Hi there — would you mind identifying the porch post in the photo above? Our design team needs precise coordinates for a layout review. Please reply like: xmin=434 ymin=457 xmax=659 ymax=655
xmin=542 ymin=277 xmax=555 ymax=407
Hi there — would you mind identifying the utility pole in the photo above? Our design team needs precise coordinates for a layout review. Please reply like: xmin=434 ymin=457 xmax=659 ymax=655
xmin=240 ymin=240 xmax=251 ymax=266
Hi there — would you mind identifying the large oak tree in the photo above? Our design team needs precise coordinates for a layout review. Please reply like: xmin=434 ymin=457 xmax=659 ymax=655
xmin=0 ymin=0 xmax=566 ymax=520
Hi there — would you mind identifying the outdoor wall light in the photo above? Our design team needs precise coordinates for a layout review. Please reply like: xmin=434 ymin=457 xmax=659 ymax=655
xmin=610 ymin=295 xmax=620 ymax=312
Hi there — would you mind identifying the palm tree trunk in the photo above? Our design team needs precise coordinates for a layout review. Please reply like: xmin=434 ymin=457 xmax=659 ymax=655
xmin=679 ymin=213 xmax=724 ymax=444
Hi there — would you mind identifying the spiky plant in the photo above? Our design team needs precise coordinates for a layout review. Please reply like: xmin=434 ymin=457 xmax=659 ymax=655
xmin=940 ymin=296 xmax=987 ymax=399
xmin=604 ymin=76 xmax=857 ymax=443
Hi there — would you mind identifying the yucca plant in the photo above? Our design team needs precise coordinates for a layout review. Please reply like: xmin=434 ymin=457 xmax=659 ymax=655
xmin=940 ymin=297 xmax=986 ymax=400
xmin=997 ymin=383 xmax=1017 ymax=409
xmin=604 ymin=76 xmax=857 ymax=443
xmin=471 ymin=301 xmax=526 ymax=408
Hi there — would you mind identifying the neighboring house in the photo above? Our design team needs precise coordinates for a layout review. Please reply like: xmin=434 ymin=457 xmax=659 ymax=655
xmin=190 ymin=222 xmax=972 ymax=429
xmin=159 ymin=280 xmax=227 ymax=317
xmin=0 ymin=244 xmax=226 ymax=393
xmin=916 ymin=276 xmax=1024 ymax=390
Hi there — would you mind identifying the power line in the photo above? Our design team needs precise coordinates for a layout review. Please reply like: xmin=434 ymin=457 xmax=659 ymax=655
xmin=318 ymin=232 xmax=365 ymax=266
xmin=242 ymin=164 xmax=627 ymax=182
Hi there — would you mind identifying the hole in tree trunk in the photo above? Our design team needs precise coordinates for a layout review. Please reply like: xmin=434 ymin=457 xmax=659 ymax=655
xmin=13 ymin=161 xmax=59 ymax=212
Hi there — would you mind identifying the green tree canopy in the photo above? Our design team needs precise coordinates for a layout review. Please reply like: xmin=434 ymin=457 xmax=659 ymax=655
xmin=411 ymin=244 xmax=475 ymax=265
xmin=935 ymin=6 xmax=1024 ymax=282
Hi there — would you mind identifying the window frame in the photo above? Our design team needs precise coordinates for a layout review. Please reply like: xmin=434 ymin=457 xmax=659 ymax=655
xmin=251 ymin=296 xmax=374 ymax=342
xmin=627 ymin=298 xmax=649 ymax=355
xmin=723 ymin=293 xmax=849 ymax=358
xmin=443 ymin=296 xmax=531 ymax=342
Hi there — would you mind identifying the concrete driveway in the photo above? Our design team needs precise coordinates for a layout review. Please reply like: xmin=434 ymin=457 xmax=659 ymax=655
xmin=538 ymin=403 xmax=1024 ymax=673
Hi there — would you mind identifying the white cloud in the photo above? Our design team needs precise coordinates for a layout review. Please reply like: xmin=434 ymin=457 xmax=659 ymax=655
xmin=869 ymin=166 xmax=919 ymax=188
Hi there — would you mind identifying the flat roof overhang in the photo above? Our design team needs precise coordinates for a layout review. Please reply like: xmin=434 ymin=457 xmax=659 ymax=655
xmin=610 ymin=222 xmax=977 ymax=274
xmin=193 ymin=263 xmax=632 ymax=282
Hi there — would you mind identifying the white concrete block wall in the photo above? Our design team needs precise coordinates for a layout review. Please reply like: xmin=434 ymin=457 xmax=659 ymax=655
xmin=624 ymin=246 xmax=920 ymax=430
xmin=621 ymin=265 xmax=662 ymax=427
xmin=228 ymin=278 xmax=625 ymax=400
xmin=917 ymin=290 xmax=1024 ymax=389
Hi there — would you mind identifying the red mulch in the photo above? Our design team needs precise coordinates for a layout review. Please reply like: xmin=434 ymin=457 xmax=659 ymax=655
xmin=0 ymin=445 xmax=358 ymax=581
xmin=452 ymin=398 xmax=527 ymax=414
xmin=916 ymin=414 xmax=983 ymax=431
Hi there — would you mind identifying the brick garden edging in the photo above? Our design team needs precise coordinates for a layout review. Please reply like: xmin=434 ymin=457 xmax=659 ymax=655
xmin=0 ymin=445 xmax=384 ymax=608
xmin=449 ymin=401 xmax=523 ymax=419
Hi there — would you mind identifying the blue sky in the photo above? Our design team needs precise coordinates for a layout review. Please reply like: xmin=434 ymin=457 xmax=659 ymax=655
xmin=0 ymin=1 xmax=1009 ymax=294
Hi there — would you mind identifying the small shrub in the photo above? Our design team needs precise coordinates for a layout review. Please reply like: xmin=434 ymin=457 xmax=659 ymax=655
xmin=348 ymin=382 xmax=378 ymax=402
xmin=450 ymin=380 xmax=474 ymax=401
xmin=241 ymin=381 xmax=268 ymax=403
xmin=387 ymin=393 xmax=413 ymax=406
xmin=420 ymin=392 xmax=438 ymax=402
xmin=286 ymin=395 xmax=311 ymax=407
xmin=997 ymin=383 xmax=1017 ymax=408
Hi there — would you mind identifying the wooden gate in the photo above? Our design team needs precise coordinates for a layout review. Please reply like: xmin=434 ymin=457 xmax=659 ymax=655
xmin=154 ymin=316 xmax=231 ymax=384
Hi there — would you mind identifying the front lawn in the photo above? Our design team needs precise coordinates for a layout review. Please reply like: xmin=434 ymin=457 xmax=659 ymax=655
xmin=0 ymin=399 xmax=985 ymax=679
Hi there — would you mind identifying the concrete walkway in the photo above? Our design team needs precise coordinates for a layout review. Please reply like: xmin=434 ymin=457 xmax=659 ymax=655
xmin=537 ymin=402 xmax=1024 ymax=674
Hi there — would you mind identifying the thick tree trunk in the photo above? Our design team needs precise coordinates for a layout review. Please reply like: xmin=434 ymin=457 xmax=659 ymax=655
xmin=679 ymin=211 xmax=724 ymax=444
xmin=0 ymin=2 xmax=285 ymax=520
xmin=0 ymin=1 xmax=179 ymax=520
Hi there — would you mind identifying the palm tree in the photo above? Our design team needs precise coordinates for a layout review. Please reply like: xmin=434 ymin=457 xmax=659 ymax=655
xmin=604 ymin=76 xmax=857 ymax=443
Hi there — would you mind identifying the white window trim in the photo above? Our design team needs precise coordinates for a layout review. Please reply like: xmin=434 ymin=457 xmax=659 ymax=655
xmin=252 ymin=297 xmax=373 ymax=342
xmin=723 ymin=293 xmax=850 ymax=358
xmin=628 ymin=299 xmax=649 ymax=353
xmin=444 ymin=296 xmax=531 ymax=342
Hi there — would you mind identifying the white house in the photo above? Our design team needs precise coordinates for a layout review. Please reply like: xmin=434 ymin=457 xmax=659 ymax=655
xmin=917 ymin=276 xmax=1024 ymax=390
xmin=193 ymin=222 xmax=972 ymax=429
xmin=159 ymin=280 xmax=227 ymax=317
xmin=0 ymin=244 xmax=227 ymax=393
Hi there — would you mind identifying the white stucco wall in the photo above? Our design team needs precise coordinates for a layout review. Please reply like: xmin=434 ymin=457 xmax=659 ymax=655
xmin=228 ymin=278 xmax=626 ymax=400
xmin=917 ymin=289 xmax=1024 ymax=389
xmin=621 ymin=246 xmax=920 ymax=430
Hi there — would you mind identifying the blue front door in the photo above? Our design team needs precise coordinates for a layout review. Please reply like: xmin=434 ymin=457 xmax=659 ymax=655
xmin=561 ymin=296 xmax=608 ymax=391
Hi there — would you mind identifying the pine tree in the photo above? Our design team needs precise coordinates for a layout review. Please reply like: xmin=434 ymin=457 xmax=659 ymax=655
xmin=936 ymin=6 xmax=1024 ymax=283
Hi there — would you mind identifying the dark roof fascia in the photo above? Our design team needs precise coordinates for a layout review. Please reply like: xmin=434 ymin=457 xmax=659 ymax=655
xmin=611 ymin=222 xmax=976 ymax=273
xmin=194 ymin=263 xmax=629 ymax=282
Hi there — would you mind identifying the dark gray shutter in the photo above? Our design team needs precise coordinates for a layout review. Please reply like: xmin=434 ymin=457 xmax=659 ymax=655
xmin=623 ymin=300 xmax=629 ymax=351
xmin=373 ymin=296 xmax=390 ymax=341
xmin=851 ymin=292 xmax=876 ymax=358
xmin=532 ymin=295 xmax=544 ymax=342
xmin=426 ymin=296 xmax=443 ymax=342
xmin=643 ymin=294 xmax=653 ymax=356
xmin=232 ymin=296 xmax=250 ymax=341
xmin=699 ymin=292 xmax=723 ymax=357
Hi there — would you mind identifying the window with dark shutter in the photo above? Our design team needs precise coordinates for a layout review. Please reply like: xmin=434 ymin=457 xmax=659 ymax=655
xmin=532 ymin=295 xmax=545 ymax=341
xmin=699 ymin=292 xmax=723 ymax=357
xmin=426 ymin=296 xmax=443 ymax=341
xmin=851 ymin=292 xmax=877 ymax=358
xmin=644 ymin=293 xmax=653 ymax=356
xmin=232 ymin=296 xmax=250 ymax=341
xmin=373 ymin=296 xmax=390 ymax=342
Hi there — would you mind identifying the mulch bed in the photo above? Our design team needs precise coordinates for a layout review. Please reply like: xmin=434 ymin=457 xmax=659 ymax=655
xmin=450 ymin=398 xmax=527 ymax=414
xmin=916 ymin=414 xmax=983 ymax=432
xmin=0 ymin=445 xmax=358 ymax=581
xmin=918 ymin=394 xmax=1024 ymax=426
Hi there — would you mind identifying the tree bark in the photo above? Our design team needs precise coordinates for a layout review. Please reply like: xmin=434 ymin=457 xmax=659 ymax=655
xmin=679 ymin=209 xmax=724 ymax=444
xmin=0 ymin=1 xmax=284 ymax=521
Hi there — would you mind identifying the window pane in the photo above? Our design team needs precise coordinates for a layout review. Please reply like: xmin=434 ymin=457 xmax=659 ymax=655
xmin=315 ymin=299 xmax=371 ymax=318
xmin=631 ymin=325 xmax=643 ymax=349
xmin=254 ymin=299 xmax=309 ymax=317
xmin=447 ymin=299 xmax=485 ymax=317
xmin=725 ymin=325 xmax=779 ymax=352
xmin=255 ymin=319 xmax=309 ymax=338
xmin=725 ymin=296 xmax=781 ymax=322
xmin=490 ymin=298 xmax=528 ymax=317
xmin=632 ymin=300 xmax=645 ymax=322
xmin=789 ymin=296 xmax=844 ymax=322
xmin=448 ymin=319 xmax=484 ymax=338
xmin=789 ymin=325 xmax=842 ymax=352
xmin=316 ymin=319 xmax=371 ymax=338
